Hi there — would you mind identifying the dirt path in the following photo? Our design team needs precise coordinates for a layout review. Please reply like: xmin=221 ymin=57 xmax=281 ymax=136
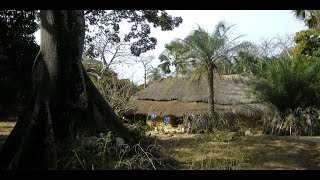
xmin=150 ymin=132 xmax=320 ymax=170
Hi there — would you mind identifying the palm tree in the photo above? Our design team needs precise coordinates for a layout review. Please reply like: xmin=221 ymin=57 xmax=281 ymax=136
xmin=293 ymin=10 xmax=320 ymax=30
xmin=147 ymin=67 xmax=162 ymax=83
xmin=158 ymin=40 xmax=191 ymax=76
xmin=180 ymin=21 xmax=246 ymax=126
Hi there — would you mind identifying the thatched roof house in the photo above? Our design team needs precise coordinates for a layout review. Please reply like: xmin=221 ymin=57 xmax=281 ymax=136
xmin=126 ymin=74 xmax=268 ymax=118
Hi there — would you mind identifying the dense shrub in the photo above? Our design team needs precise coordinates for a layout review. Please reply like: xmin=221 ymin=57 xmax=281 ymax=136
xmin=253 ymin=56 xmax=320 ymax=112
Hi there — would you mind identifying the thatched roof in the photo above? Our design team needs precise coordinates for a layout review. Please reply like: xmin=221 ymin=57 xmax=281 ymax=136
xmin=126 ymin=74 xmax=268 ymax=117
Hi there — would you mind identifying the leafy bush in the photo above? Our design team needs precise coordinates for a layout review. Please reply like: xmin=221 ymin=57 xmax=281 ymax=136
xmin=253 ymin=56 xmax=320 ymax=113
xmin=253 ymin=56 xmax=320 ymax=135
xmin=292 ymin=29 xmax=320 ymax=59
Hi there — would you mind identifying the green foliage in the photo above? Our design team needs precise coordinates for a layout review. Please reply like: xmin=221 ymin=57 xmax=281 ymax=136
xmin=182 ymin=21 xmax=247 ymax=67
xmin=0 ymin=10 xmax=39 ymax=82
xmin=0 ymin=10 xmax=39 ymax=76
xmin=159 ymin=21 xmax=246 ymax=119
xmin=233 ymin=50 xmax=259 ymax=74
xmin=84 ymin=10 xmax=183 ymax=57
xmin=0 ymin=10 xmax=39 ymax=54
xmin=292 ymin=29 xmax=320 ymax=59
xmin=293 ymin=10 xmax=320 ymax=30
xmin=0 ymin=10 xmax=40 ymax=116
xmin=159 ymin=21 xmax=246 ymax=76
xmin=210 ymin=41 xmax=265 ymax=75
xmin=147 ymin=67 xmax=163 ymax=83
xmin=215 ymin=58 xmax=234 ymax=74
xmin=158 ymin=40 xmax=192 ymax=76
xmin=253 ymin=56 xmax=320 ymax=112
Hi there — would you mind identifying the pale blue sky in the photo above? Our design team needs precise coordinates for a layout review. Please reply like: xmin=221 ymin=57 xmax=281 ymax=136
xmin=35 ymin=10 xmax=307 ymax=85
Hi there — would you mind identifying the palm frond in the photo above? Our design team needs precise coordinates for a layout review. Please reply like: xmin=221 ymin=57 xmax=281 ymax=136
xmin=158 ymin=61 xmax=171 ymax=74
xmin=253 ymin=56 xmax=320 ymax=111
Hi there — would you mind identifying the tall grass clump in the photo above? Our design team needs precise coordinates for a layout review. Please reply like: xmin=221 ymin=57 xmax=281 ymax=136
xmin=56 ymin=130 xmax=170 ymax=170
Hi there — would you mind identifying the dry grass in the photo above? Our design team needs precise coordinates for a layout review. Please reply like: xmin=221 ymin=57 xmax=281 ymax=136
xmin=56 ymin=135 xmax=174 ymax=170
xmin=0 ymin=121 xmax=16 ymax=129
xmin=1 ymin=121 xmax=320 ymax=170
xmin=151 ymin=131 xmax=320 ymax=170
xmin=151 ymin=132 xmax=247 ymax=170
xmin=0 ymin=122 xmax=15 ymax=142
xmin=0 ymin=121 xmax=16 ymax=150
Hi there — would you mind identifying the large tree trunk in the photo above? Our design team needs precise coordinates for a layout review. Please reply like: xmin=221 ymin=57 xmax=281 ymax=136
xmin=0 ymin=10 xmax=132 ymax=169
xmin=207 ymin=63 xmax=215 ymax=127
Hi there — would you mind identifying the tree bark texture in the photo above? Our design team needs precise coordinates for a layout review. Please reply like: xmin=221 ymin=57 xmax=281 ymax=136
xmin=0 ymin=10 xmax=132 ymax=169
xmin=206 ymin=62 xmax=216 ymax=127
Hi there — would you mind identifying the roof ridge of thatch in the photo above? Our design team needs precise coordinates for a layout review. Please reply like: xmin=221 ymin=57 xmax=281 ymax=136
xmin=131 ymin=73 xmax=257 ymax=104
